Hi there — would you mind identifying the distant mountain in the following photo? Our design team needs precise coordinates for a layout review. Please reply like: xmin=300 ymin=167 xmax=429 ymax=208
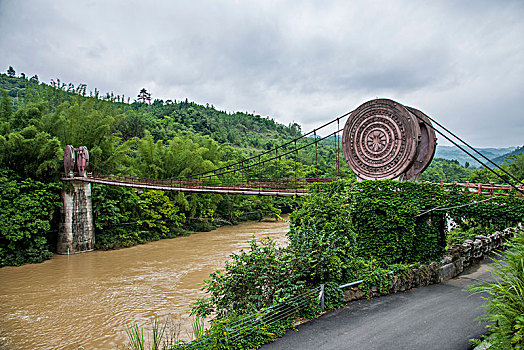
xmin=434 ymin=145 xmax=517 ymax=168
xmin=493 ymin=146 xmax=524 ymax=165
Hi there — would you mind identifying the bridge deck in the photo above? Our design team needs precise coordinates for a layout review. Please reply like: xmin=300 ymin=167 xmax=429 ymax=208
xmin=61 ymin=174 xmax=523 ymax=197
xmin=61 ymin=176 xmax=308 ymax=196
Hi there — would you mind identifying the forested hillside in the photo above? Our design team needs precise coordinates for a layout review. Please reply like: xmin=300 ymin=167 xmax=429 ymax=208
xmin=493 ymin=146 xmax=524 ymax=165
xmin=0 ymin=72 xmax=345 ymax=178
xmin=434 ymin=145 xmax=518 ymax=167
xmin=420 ymin=158 xmax=473 ymax=183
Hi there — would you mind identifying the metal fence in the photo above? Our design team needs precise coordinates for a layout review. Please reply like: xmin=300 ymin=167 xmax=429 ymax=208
xmin=171 ymin=279 xmax=365 ymax=349
xmin=171 ymin=286 xmax=320 ymax=349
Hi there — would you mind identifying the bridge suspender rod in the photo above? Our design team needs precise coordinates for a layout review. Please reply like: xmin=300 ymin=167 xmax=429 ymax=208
xmin=337 ymin=118 xmax=340 ymax=177
xmin=294 ymin=140 xmax=297 ymax=185
xmin=331 ymin=130 xmax=336 ymax=177
xmin=190 ymin=112 xmax=352 ymax=179
xmin=276 ymin=148 xmax=279 ymax=181
xmin=423 ymin=114 xmax=523 ymax=187
xmin=258 ymin=155 xmax=261 ymax=192
xmin=314 ymin=130 xmax=318 ymax=179
xmin=279 ymin=154 xmax=282 ymax=188
xmin=426 ymin=123 xmax=524 ymax=195
xmin=207 ymin=128 xmax=344 ymax=179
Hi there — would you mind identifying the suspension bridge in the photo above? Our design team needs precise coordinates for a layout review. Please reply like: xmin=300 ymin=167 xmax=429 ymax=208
xmin=58 ymin=99 xmax=524 ymax=254
xmin=62 ymin=107 xmax=349 ymax=196
xmin=61 ymin=98 xmax=523 ymax=196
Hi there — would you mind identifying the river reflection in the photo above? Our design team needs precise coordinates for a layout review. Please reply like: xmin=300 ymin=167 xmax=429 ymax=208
xmin=0 ymin=217 xmax=289 ymax=349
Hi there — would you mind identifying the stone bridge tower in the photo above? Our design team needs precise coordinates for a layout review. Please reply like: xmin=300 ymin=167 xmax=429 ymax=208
xmin=58 ymin=146 xmax=95 ymax=254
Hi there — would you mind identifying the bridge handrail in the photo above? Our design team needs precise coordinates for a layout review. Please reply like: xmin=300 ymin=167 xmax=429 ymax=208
xmin=439 ymin=181 xmax=524 ymax=197
xmin=60 ymin=173 xmax=523 ymax=198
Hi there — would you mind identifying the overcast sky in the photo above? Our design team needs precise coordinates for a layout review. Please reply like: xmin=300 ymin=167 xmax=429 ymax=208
xmin=0 ymin=0 xmax=523 ymax=147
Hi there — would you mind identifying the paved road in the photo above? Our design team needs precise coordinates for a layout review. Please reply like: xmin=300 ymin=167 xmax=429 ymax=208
xmin=262 ymin=260 xmax=494 ymax=350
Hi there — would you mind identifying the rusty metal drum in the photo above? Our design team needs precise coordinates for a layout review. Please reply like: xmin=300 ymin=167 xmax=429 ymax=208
xmin=76 ymin=146 xmax=89 ymax=174
xmin=342 ymin=99 xmax=421 ymax=180
xmin=64 ymin=145 xmax=75 ymax=173
xmin=403 ymin=107 xmax=437 ymax=180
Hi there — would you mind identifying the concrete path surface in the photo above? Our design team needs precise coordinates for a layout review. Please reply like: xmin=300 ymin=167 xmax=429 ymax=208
xmin=262 ymin=259 xmax=494 ymax=350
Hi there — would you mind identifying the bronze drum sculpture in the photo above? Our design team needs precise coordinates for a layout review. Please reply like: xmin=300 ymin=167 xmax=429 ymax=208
xmin=342 ymin=99 xmax=436 ymax=181
xmin=63 ymin=145 xmax=90 ymax=177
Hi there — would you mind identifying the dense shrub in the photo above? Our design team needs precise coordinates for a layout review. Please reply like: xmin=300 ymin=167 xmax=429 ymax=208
xmin=468 ymin=228 xmax=524 ymax=349
xmin=191 ymin=238 xmax=298 ymax=318
xmin=0 ymin=170 xmax=60 ymax=266
xmin=92 ymin=185 xmax=186 ymax=249
xmin=446 ymin=185 xmax=524 ymax=231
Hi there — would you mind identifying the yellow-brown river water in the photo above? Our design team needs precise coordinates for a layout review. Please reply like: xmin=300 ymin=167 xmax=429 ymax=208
xmin=0 ymin=217 xmax=289 ymax=349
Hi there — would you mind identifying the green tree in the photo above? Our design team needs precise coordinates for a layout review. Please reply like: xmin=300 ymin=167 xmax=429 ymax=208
xmin=138 ymin=190 xmax=185 ymax=235
xmin=420 ymin=158 xmax=472 ymax=183
xmin=137 ymin=88 xmax=151 ymax=104
xmin=0 ymin=89 xmax=12 ymax=130
xmin=504 ymin=153 xmax=524 ymax=182
xmin=468 ymin=153 xmax=524 ymax=184
xmin=0 ymin=126 xmax=62 ymax=180
xmin=7 ymin=66 xmax=15 ymax=77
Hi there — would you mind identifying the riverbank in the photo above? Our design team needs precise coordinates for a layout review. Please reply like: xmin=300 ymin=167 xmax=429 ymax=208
xmin=0 ymin=216 xmax=289 ymax=349
xmin=94 ymin=213 xmax=284 ymax=251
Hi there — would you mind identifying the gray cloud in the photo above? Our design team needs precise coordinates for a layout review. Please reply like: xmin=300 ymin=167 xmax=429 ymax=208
xmin=0 ymin=0 xmax=523 ymax=147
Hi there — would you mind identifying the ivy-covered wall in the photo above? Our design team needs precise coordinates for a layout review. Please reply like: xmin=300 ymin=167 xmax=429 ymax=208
xmin=291 ymin=179 xmax=524 ymax=266
xmin=290 ymin=180 xmax=449 ymax=265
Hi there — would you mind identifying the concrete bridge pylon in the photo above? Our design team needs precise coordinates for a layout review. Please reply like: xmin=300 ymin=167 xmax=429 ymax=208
xmin=58 ymin=146 xmax=95 ymax=254
xmin=58 ymin=178 xmax=95 ymax=254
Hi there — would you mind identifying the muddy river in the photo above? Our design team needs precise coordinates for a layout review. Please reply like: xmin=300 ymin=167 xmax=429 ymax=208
xmin=0 ymin=217 xmax=289 ymax=349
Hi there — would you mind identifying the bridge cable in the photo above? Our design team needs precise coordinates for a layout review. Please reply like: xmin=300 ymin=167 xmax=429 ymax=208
xmin=190 ymin=111 xmax=354 ymax=179
xmin=424 ymin=121 xmax=524 ymax=195
xmin=205 ymin=127 xmax=344 ymax=179
xmin=416 ymin=196 xmax=497 ymax=217
xmin=422 ymin=113 xmax=523 ymax=187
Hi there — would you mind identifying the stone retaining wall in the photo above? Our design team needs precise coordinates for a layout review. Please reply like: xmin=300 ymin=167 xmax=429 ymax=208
xmin=343 ymin=226 xmax=519 ymax=302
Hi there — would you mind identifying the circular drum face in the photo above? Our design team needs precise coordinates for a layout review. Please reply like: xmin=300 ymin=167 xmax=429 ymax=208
xmin=342 ymin=99 xmax=420 ymax=180
xmin=64 ymin=145 xmax=75 ymax=173
xmin=76 ymin=146 xmax=90 ymax=174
